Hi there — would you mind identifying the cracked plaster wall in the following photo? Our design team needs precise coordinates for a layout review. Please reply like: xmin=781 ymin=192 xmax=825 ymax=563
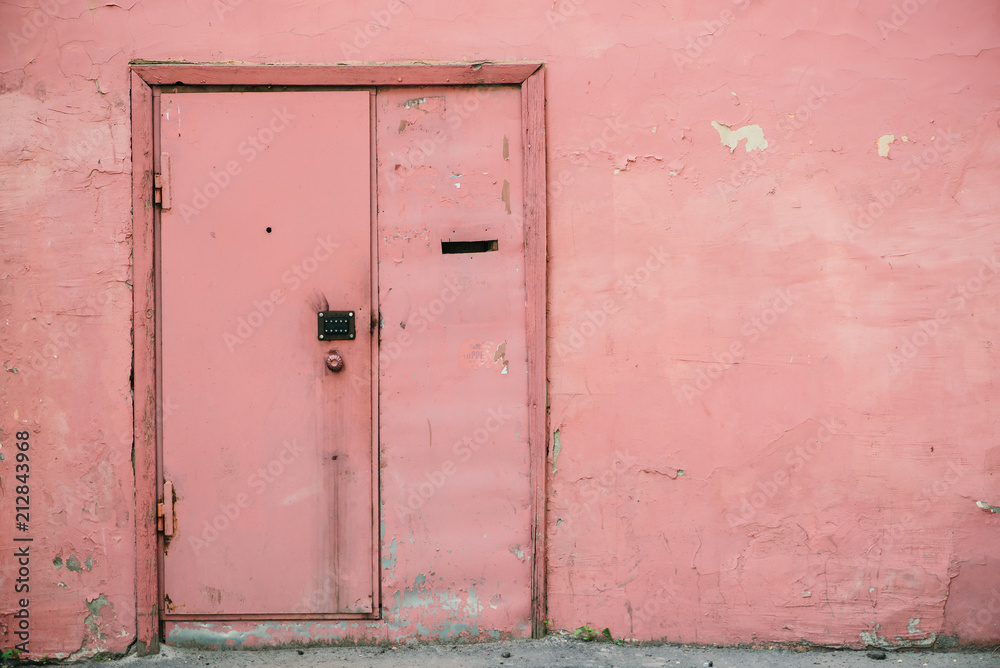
xmin=1 ymin=0 xmax=999 ymax=657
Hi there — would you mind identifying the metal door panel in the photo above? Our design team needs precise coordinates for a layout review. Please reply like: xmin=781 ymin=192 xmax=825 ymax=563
xmin=376 ymin=86 xmax=533 ymax=628
xmin=159 ymin=91 xmax=373 ymax=616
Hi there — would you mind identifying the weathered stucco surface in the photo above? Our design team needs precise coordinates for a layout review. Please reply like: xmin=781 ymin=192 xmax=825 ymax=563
xmin=1 ymin=0 xmax=999 ymax=658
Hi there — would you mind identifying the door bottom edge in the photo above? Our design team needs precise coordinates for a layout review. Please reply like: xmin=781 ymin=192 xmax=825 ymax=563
xmin=162 ymin=612 xmax=378 ymax=622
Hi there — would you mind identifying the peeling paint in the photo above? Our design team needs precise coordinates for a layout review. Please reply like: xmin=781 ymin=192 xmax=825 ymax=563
xmin=83 ymin=594 xmax=111 ymax=644
xmin=860 ymin=622 xmax=936 ymax=649
xmin=493 ymin=340 xmax=509 ymax=374
xmin=63 ymin=554 xmax=95 ymax=572
xmin=500 ymin=179 xmax=511 ymax=213
xmin=711 ymin=121 xmax=768 ymax=152
xmin=975 ymin=500 xmax=1000 ymax=513
xmin=382 ymin=537 xmax=398 ymax=569
xmin=551 ymin=429 xmax=562 ymax=474
xmin=877 ymin=133 xmax=895 ymax=157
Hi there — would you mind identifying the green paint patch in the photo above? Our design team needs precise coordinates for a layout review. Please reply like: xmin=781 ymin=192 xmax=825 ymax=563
xmin=437 ymin=590 xmax=462 ymax=611
xmin=84 ymin=594 xmax=110 ymax=641
xmin=382 ymin=538 xmax=397 ymax=570
xmin=379 ymin=500 xmax=386 ymax=540
xmin=438 ymin=621 xmax=479 ymax=641
xmin=976 ymin=501 xmax=1000 ymax=514
xmin=464 ymin=583 xmax=480 ymax=618
xmin=61 ymin=554 xmax=96 ymax=572
xmin=86 ymin=594 xmax=109 ymax=616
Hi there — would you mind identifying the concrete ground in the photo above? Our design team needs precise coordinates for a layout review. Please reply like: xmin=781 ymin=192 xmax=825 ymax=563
xmin=66 ymin=636 xmax=997 ymax=668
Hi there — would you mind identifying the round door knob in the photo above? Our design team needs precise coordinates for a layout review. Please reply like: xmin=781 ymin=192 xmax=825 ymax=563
xmin=325 ymin=350 xmax=345 ymax=373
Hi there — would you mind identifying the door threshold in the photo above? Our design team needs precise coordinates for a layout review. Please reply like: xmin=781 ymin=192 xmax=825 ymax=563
xmin=163 ymin=612 xmax=378 ymax=622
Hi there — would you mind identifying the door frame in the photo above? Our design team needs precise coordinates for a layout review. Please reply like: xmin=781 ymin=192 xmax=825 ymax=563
xmin=130 ymin=63 xmax=548 ymax=654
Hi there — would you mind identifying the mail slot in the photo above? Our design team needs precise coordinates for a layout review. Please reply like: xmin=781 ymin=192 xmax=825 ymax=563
xmin=441 ymin=240 xmax=499 ymax=254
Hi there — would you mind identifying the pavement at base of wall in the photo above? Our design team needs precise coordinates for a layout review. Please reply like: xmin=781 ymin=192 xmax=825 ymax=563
xmin=55 ymin=635 xmax=998 ymax=668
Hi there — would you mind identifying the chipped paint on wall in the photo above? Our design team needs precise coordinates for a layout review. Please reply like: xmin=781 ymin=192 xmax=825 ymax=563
xmin=382 ymin=537 xmax=398 ymax=570
xmin=975 ymin=501 xmax=1000 ymax=514
xmin=711 ymin=121 xmax=768 ymax=152
xmin=551 ymin=429 xmax=562 ymax=474
xmin=877 ymin=133 xmax=896 ymax=157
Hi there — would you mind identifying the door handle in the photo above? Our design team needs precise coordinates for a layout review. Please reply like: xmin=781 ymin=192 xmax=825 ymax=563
xmin=325 ymin=350 xmax=345 ymax=373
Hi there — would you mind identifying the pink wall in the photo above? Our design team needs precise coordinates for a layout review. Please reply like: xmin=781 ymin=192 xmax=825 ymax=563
xmin=2 ymin=0 xmax=1000 ymax=658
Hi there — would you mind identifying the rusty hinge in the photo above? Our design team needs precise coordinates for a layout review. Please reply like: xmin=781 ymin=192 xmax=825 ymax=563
xmin=157 ymin=480 xmax=174 ymax=536
xmin=154 ymin=152 xmax=172 ymax=210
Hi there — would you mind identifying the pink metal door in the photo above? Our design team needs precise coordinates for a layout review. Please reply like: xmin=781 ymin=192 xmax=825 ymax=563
xmin=376 ymin=86 xmax=534 ymax=630
xmin=158 ymin=91 xmax=375 ymax=616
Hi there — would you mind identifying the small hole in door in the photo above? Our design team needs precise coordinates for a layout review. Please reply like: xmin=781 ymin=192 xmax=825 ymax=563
xmin=441 ymin=240 xmax=499 ymax=254
xmin=266 ymin=227 xmax=272 ymax=233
